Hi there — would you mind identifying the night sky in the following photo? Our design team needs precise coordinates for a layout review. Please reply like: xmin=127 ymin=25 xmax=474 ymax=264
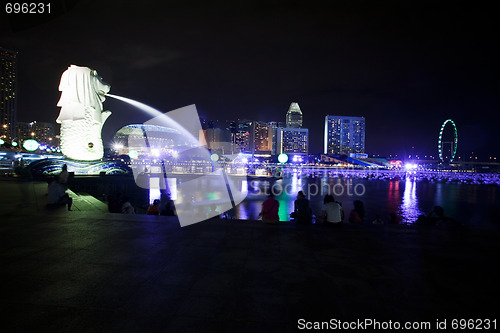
xmin=1 ymin=0 xmax=499 ymax=158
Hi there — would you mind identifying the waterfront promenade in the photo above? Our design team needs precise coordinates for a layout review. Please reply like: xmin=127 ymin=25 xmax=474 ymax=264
xmin=1 ymin=179 xmax=499 ymax=332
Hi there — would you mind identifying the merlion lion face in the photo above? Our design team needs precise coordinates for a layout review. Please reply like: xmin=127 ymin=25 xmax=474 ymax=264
xmin=92 ymin=70 xmax=111 ymax=97
xmin=56 ymin=65 xmax=112 ymax=161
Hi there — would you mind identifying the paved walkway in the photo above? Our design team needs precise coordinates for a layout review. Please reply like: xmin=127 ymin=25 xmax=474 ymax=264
xmin=1 ymin=179 xmax=499 ymax=332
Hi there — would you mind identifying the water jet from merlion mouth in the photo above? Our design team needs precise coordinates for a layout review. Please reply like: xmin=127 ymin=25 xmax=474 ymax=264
xmin=105 ymin=94 xmax=200 ymax=147
xmin=105 ymin=94 xmax=248 ymax=227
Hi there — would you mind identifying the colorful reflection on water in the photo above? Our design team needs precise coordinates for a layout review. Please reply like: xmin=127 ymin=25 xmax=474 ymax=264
xmin=399 ymin=177 xmax=423 ymax=223
xmin=149 ymin=173 xmax=499 ymax=226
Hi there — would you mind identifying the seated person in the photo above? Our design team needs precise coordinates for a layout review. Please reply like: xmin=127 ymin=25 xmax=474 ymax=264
xmin=319 ymin=194 xmax=343 ymax=225
xmin=146 ymin=199 xmax=161 ymax=215
xmin=47 ymin=178 xmax=72 ymax=211
xmin=292 ymin=191 xmax=312 ymax=224
xmin=259 ymin=193 xmax=279 ymax=223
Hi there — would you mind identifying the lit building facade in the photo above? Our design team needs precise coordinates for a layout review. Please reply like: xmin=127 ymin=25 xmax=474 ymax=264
xmin=324 ymin=115 xmax=365 ymax=155
xmin=286 ymin=102 xmax=303 ymax=128
xmin=0 ymin=47 xmax=18 ymax=141
xmin=277 ymin=127 xmax=308 ymax=155
xmin=17 ymin=121 xmax=58 ymax=146
xmin=268 ymin=121 xmax=285 ymax=155
xmin=232 ymin=119 xmax=253 ymax=153
xmin=253 ymin=121 xmax=272 ymax=155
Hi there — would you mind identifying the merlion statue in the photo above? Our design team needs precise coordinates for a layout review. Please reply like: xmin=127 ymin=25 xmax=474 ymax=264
xmin=56 ymin=65 xmax=111 ymax=161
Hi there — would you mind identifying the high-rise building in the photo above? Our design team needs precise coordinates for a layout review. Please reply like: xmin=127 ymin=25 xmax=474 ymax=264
xmin=253 ymin=121 xmax=272 ymax=155
xmin=276 ymin=127 xmax=308 ymax=155
xmin=324 ymin=115 xmax=365 ymax=155
xmin=0 ymin=47 xmax=18 ymax=141
xmin=232 ymin=119 xmax=253 ymax=153
xmin=268 ymin=121 xmax=284 ymax=155
xmin=17 ymin=121 xmax=58 ymax=146
xmin=286 ymin=102 xmax=303 ymax=128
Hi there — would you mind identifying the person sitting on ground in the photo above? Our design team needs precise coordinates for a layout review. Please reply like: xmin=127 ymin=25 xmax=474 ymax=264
xmin=47 ymin=177 xmax=72 ymax=211
xmin=159 ymin=192 xmax=176 ymax=216
xmin=207 ymin=203 xmax=221 ymax=219
xmin=349 ymin=199 xmax=365 ymax=224
xmin=319 ymin=194 xmax=343 ymax=225
xmin=146 ymin=199 xmax=161 ymax=215
xmin=292 ymin=191 xmax=312 ymax=224
xmin=57 ymin=164 xmax=69 ymax=185
xmin=259 ymin=192 xmax=279 ymax=223
xmin=107 ymin=193 xmax=122 ymax=213
xmin=389 ymin=212 xmax=400 ymax=224
xmin=121 ymin=196 xmax=135 ymax=214
xmin=372 ymin=214 xmax=384 ymax=224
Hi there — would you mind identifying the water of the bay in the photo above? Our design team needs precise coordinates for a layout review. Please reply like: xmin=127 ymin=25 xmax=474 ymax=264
xmin=232 ymin=175 xmax=499 ymax=226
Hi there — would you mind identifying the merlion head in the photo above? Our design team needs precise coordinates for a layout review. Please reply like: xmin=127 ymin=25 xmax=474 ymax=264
xmin=56 ymin=65 xmax=112 ymax=161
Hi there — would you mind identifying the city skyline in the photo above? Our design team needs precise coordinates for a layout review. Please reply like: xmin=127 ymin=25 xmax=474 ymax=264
xmin=1 ymin=1 xmax=499 ymax=158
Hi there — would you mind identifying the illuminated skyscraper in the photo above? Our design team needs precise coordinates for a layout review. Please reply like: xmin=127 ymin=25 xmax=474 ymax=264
xmin=324 ymin=115 xmax=365 ymax=155
xmin=286 ymin=102 xmax=303 ymax=128
xmin=253 ymin=121 xmax=272 ymax=155
xmin=277 ymin=127 xmax=308 ymax=155
xmin=0 ymin=47 xmax=18 ymax=141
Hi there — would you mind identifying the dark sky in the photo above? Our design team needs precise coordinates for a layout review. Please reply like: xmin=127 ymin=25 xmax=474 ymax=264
xmin=1 ymin=0 xmax=499 ymax=158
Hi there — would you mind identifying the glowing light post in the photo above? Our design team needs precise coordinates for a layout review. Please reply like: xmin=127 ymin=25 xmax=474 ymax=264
xmin=278 ymin=153 xmax=288 ymax=164
xmin=22 ymin=139 xmax=39 ymax=152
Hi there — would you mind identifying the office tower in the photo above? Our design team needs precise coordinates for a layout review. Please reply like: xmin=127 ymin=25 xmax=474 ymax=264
xmin=276 ymin=127 xmax=308 ymax=155
xmin=324 ymin=115 xmax=365 ymax=155
xmin=0 ymin=47 xmax=18 ymax=141
xmin=286 ymin=102 xmax=302 ymax=128
xmin=253 ymin=121 xmax=272 ymax=155
xmin=232 ymin=119 xmax=253 ymax=153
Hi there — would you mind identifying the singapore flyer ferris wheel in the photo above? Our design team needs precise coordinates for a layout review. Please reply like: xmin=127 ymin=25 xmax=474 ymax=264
xmin=438 ymin=119 xmax=458 ymax=163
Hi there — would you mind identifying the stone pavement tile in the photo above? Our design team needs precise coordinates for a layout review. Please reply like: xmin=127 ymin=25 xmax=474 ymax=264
xmin=91 ymin=265 xmax=163 ymax=287
xmin=27 ymin=261 xmax=119 ymax=284
xmin=189 ymin=271 xmax=239 ymax=297
xmin=229 ymin=291 xmax=288 ymax=322
xmin=0 ymin=258 xmax=47 ymax=278
xmin=150 ymin=267 xmax=199 ymax=289
xmin=228 ymin=319 xmax=290 ymax=333
xmin=121 ymin=284 xmax=187 ymax=314
xmin=63 ymin=282 xmax=141 ymax=310
xmin=175 ymin=293 xmax=231 ymax=320
xmin=95 ymin=311 xmax=173 ymax=333
xmin=286 ymin=290 xmax=340 ymax=320
xmin=163 ymin=315 xmax=230 ymax=333
xmin=1 ymin=302 xmax=112 ymax=333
